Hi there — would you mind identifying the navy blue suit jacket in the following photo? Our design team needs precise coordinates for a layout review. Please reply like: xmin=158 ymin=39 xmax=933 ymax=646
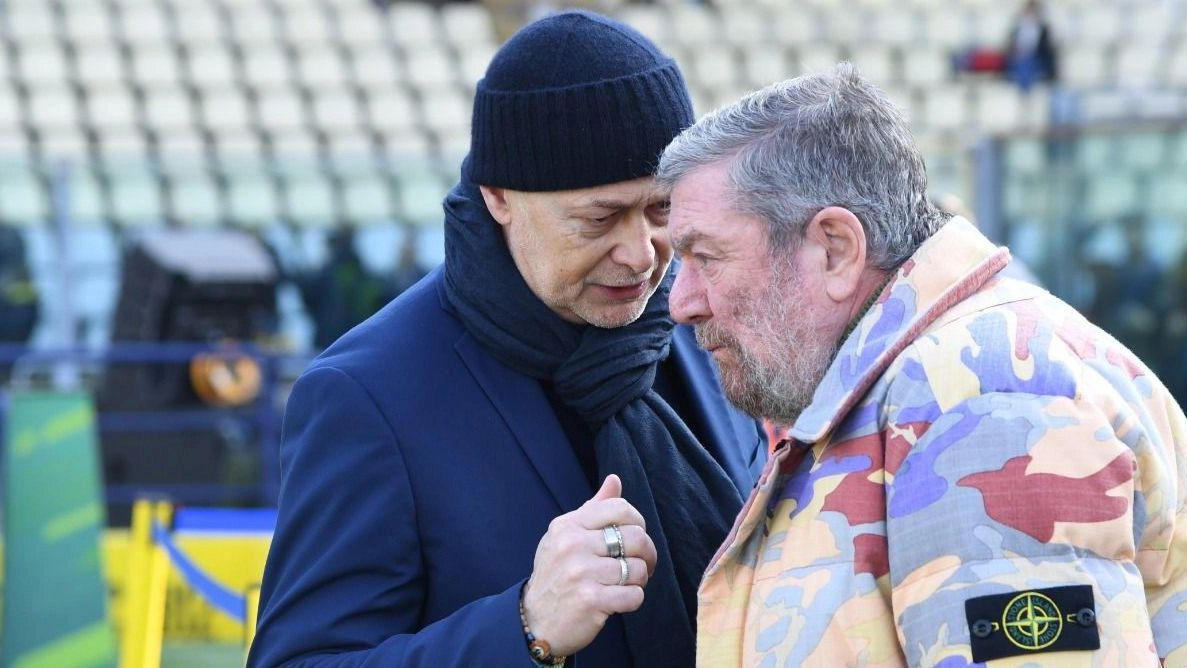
xmin=249 ymin=267 xmax=766 ymax=667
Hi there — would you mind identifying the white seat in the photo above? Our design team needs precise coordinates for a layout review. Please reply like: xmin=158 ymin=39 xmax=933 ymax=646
xmin=1136 ymin=91 xmax=1184 ymax=120
xmin=91 ymin=128 xmax=149 ymax=168
xmin=419 ymin=89 xmax=470 ymax=136
xmin=965 ymin=8 xmax=1011 ymax=48
xmin=818 ymin=8 xmax=866 ymax=47
xmin=60 ymin=3 xmax=118 ymax=46
xmin=186 ymin=46 xmax=239 ymax=91
xmin=0 ymin=131 xmax=33 ymax=163
xmin=6 ymin=4 xmax=58 ymax=45
xmin=282 ymin=173 xmax=337 ymax=227
xmin=240 ymin=48 xmax=297 ymax=91
xmin=141 ymin=86 xmax=197 ymax=133
xmin=332 ymin=4 xmax=390 ymax=49
xmin=869 ymin=8 xmax=917 ymax=46
xmin=404 ymin=49 xmax=457 ymax=93
xmin=311 ymin=89 xmax=365 ymax=135
xmin=226 ymin=5 xmax=282 ymax=48
xmin=0 ymin=165 xmax=50 ymax=224
xmin=974 ymin=83 xmax=1023 ymax=135
xmin=1118 ymin=133 xmax=1165 ymax=172
xmin=1061 ymin=44 xmax=1111 ymax=88
xmin=457 ymin=46 xmax=496 ymax=86
xmin=920 ymin=11 xmax=970 ymax=49
xmin=38 ymin=127 xmax=89 ymax=160
xmin=1149 ymin=172 xmax=1187 ymax=217
xmin=1079 ymin=90 xmax=1131 ymax=123
xmin=901 ymin=47 xmax=949 ymax=89
xmin=226 ymin=171 xmax=281 ymax=227
xmin=0 ymin=84 xmax=26 ymax=127
xmin=198 ymin=87 xmax=253 ymax=132
xmin=167 ymin=172 xmax=224 ymax=226
xmin=386 ymin=2 xmax=443 ymax=50
xmin=770 ymin=5 xmax=821 ymax=47
xmin=323 ymin=130 xmax=377 ymax=170
xmin=170 ymin=2 xmax=227 ymax=49
xmin=1128 ymin=4 xmax=1175 ymax=44
xmin=108 ymin=167 xmax=166 ymax=226
xmin=116 ymin=3 xmax=174 ymax=46
xmin=68 ymin=166 xmax=111 ymax=225
xmin=720 ymin=7 xmax=769 ymax=47
xmin=794 ymin=45 xmax=844 ymax=74
xmin=1168 ymin=44 xmax=1187 ymax=88
xmin=1114 ymin=45 xmax=1164 ymax=89
xmin=1084 ymin=174 xmax=1137 ymax=219
xmin=848 ymin=45 xmax=899 ymax=87
xmin=350 ymin=46 xmax=406 ymax=90
xmin=741 ymin=46 xmax=792 ymax=88
xmin=254 ymin=89 xmax=310 ymax=134
xmin=342 ymin=173 xmax=396 ymax=223
xmin=280 ymin=4 xmax=335 ymax=46
xmin=396 ymin=170 xmax=447 ymax=225
xmin=920 ymin=86 xmax=971 ymax=133
xmin=669 ymin=5 xmax=719 ymax=45
xmin=129 ymin=45 xmax=185 ymax=88
xmin=17 ymin=43 xmax=71 ymax=85
xmin=295 ymin=48 xmax=352 ymax=91
xmin=440 ymin=3 xmax=496 ymax=47
xmin=376 ymin=129 xmax=432 ymax=161
xmin=84 ymin=86 xmax=139 ymax=133
xmin=73 ymin=44 xmax=127 ymax=88
xmin=27 ymin=87 xmax=83 ymax=131
xmin=1077 ymin=5 xmax=1123 ymax=46
xmin=690 ymin=46 xmax=741 ymax=93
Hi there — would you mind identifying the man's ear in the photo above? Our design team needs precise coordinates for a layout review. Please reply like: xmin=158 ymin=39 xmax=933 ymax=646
xmin=478 ymin=185 xmax=513 ymax=227
xmin=804 ymin=206 xmax=868 ymax=303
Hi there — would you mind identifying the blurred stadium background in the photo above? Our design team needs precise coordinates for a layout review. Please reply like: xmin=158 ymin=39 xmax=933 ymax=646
xmin=0 ymin=0 xmax=1183 ymax=664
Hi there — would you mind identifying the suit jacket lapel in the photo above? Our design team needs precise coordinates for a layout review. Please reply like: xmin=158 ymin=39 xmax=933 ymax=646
xmin=454 ymin=332 xmax=589 ymax=512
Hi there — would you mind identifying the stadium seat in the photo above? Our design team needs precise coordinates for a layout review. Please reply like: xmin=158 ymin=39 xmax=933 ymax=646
xmin=0 ymin=165 xmax=50 ymax=225
xmin=5 ymin=4 xmax=59 ymax=45
xmin=386 ymin=3 xmax=443 ymax=51
xmin=342 ymin=172 xmax=397 ymax=224
xmin=115 ymin=3 xmax=175 ymax=47
xmin=61 ymin=3 xmax=118 ymax=47
xmin=281 ymin=172 xmax=338 ymax=227
xmin=108 ymin=166 xmax=166 ymax=227
xmin=166 ymin=172 xmax=224 ymax=227
xmin=848 ymin=45 xmax=900 ymax=87
xmin=440 ymin=3 xmax=497 ymax=47
xmin=720 ymin=7 xmax=769 ymax=48
xmin=741 ymin=45 xmax=793 ymax=88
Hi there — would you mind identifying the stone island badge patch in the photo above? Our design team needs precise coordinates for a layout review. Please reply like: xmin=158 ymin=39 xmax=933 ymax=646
xmin=964 ymin=585 xmax=1100 ymax=662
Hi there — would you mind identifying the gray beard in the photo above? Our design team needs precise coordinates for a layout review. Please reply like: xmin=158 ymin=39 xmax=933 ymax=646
xmin=696 ymin=264 xmax=837 ymax=425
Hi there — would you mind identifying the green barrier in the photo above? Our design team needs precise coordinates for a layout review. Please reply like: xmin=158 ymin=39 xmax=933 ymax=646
xmin=1 ymin=392 xmax=116 ymax=668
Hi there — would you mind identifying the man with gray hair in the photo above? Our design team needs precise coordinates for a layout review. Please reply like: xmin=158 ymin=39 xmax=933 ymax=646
xmin=658 ymin=63 xmax=1187 ymax=665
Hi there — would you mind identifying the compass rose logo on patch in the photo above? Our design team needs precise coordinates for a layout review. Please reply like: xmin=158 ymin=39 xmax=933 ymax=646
xmin=1002 ymin=591 xmax=1063 ymax=650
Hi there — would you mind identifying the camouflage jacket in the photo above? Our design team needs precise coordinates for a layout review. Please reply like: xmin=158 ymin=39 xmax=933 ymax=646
xmin=698 ymin=218 xmax=1187 ymax=666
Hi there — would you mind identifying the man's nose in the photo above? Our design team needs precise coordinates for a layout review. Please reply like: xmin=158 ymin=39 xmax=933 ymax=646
xmin=670 ymin=263 xmax=710 ymax=325
xmin=610 ymin=213 xmax=658 ymax=275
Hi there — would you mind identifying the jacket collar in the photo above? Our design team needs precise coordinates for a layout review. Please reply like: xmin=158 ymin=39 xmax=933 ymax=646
xmin=788 ymin=218 xmax=1011 ymax=443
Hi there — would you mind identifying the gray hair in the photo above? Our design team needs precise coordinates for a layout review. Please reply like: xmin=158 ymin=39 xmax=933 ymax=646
xmin=657 ymin=62 xmax=948 ymax=270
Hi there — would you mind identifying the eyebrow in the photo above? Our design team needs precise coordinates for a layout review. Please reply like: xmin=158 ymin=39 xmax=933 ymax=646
xmin=671 ymin=229 xmax=712 ymax=254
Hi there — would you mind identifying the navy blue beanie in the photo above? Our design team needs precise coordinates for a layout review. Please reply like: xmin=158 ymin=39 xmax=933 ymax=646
xmin=466 ymin=10 xmax=695 ymax=192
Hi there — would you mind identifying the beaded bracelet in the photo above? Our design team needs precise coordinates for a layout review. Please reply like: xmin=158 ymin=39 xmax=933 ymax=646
xmin=519 ymin=583 xmax=567 ymax=666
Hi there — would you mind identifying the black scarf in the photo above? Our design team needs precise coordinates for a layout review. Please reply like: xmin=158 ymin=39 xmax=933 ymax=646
xmin=442 ymin=179 xmax=743 ymax=667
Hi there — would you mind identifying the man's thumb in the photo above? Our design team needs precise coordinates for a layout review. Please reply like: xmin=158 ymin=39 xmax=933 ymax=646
xmin=593 ymin=474 xmax=622 ymax=501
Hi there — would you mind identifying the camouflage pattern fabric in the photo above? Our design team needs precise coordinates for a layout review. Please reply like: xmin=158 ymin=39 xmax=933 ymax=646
xmin=698 ymin=218 xmax=1187 ymax=666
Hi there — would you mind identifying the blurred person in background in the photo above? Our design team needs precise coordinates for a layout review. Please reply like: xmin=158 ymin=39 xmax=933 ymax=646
xmin=249 ymin=10 xmax=766 ymax=667
xmin=296 ymin=227 xmax=395 ymax=351
xmin=0 ymin=223 xmax=39 ymax=380
xmin=1084 ymin=214 xmax=1164 ymax=367
xmin=658 ymin=64 xmax=1187 ymax=665
xmin=390 ymin=227 xmax=429 ymax=298
xmin=1004 ymin=0 xmax=1058 ymax=92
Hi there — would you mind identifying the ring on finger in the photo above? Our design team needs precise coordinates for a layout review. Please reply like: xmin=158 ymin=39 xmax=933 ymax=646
xmin=603 ymin=524 xmax=624 ymax=559
xmin=616 ymin=555 xmax=630 ymax=586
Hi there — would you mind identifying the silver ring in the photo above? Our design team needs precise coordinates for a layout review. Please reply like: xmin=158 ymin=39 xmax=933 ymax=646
xmin=616 ymin=555 xmax=630 ymax=586
xmin=603 ymin=525 xmax=624 ymax=559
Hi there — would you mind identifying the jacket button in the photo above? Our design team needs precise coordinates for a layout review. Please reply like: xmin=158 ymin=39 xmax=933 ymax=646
xmin=971 ymin=619 xmax=993 ymax=638
xmin=1075 ymin=608 xmax=1096 ymax=627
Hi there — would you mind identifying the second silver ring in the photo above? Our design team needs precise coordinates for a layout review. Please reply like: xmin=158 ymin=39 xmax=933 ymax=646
xmin=616 ymin=555 xmax=630 ymax=586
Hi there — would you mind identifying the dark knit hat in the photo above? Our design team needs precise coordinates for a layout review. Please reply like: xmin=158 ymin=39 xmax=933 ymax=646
xmin=466 ymin=10 xmax=695 ymax=192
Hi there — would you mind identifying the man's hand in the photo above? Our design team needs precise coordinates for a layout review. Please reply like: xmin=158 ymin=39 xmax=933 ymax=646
xmin=521 ymin=474 xmax=658 ymax=657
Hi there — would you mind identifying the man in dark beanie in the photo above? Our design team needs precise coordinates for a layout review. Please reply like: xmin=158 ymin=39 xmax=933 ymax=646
xmin=249 ymin=10 xmax=766 ymax=667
